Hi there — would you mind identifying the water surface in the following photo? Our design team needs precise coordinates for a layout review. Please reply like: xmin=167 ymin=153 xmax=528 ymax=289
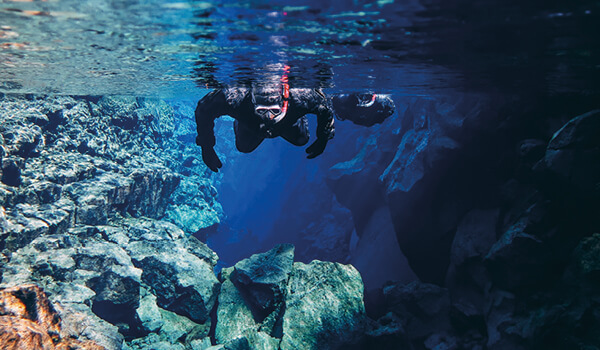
xmin=1 ymin=0 xmax=598 ymax=97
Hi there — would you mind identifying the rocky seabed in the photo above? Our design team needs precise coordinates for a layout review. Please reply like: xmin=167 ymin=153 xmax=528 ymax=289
xmin=1 ymin=94 xmax=599 ymax=350
xmin=0 ymin=95 xmax=367 ymax=350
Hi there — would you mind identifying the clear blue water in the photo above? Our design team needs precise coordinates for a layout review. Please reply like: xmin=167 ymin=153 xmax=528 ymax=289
xmin=2 ymin=0 xmax=599 ymax=289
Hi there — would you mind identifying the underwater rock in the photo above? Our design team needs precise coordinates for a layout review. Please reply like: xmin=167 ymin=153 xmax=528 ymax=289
xmin=135 ymin=288 xmax=164 ymax=333
xmin=215 ymin=245 xmax=292 ymax=349
xmin=128 ymin=240 xmax=219 ymax=324
xmin=230 ymin=244 xmax=294 ymax=317
xmin=2 ymin=123 xmax=43 ymax=158
xmin=104 ymin=218 xmax=220 ymax=326
xmin=0 ymin=95 xmax=228 ymax=349
xmin=543 ymin=109 xmax=600 ymax=199
xmin=63 ymin=168 xmax=179 ymax=226
xmin=165 ymin=176 xmax=222 ymax=235
xmin=216 ymin=246 xmax=367 ymax=350
xmin=77 ymin=242 xmax=143 ymax=337
xmin=328 ymin=93 xmax=500 ymax=284
xmin=215 ymin=274 xmax=279 ymax=350
xmin=484 ymin=217 xmax=553 ymax=291
xmin=280 ymin=261 xmax=367 ymax=350
xmin=445 ymin=209 xmax=498 ymax=320
xmin=573 ymin=233 xmax=600 ymax=277
xmin=214 ymin=245 xmax=293 ymax=349
xmin=383 ymin=281 xmax=452 ymax=340
xmin=1 ymin=232 xmax=146 ymax=339
xmin=0 ymin=284 xmax=105 ymax=350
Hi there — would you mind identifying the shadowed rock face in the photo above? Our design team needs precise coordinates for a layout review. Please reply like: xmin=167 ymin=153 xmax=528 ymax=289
xmin=330 ymin=94 xmax=600 ymax=349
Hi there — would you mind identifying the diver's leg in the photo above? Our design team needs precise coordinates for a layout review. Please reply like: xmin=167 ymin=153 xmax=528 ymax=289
xmin=280 ymin=117 xmax=310 ymax=146
xmin=234 ymin=120 xmax=264 ymax=153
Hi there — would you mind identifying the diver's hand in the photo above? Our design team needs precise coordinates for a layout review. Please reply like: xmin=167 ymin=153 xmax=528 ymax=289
xmin=201 ymin=146 xmax=222 ymax=172
xmin=306 ymin=138 xmax=328 ymax=159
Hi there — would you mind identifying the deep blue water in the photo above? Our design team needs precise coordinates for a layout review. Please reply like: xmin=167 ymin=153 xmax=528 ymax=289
xmin=2 ymin=0 xmax=599 ymax=292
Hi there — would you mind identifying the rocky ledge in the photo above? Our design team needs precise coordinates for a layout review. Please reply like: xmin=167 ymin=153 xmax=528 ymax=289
xmin=0 ymin=94 xmax=370 ymax=349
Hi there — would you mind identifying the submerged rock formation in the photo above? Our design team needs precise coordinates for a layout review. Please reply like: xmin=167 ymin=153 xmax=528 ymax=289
xmin=216 ymin=244 xmax=366 ymax=350
xmin=328 ymin=93 xmax=600 ymax=349
xmin=0 ymin=94 xmax=372 ymax=350
xmin=0 ymin=95 xmax=222 ymax=349
xmin=2 ymin=92 xmax=597 ymax=349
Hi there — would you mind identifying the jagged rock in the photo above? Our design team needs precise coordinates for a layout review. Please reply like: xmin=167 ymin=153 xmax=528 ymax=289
xmin=328 ymin=93 xmax=500 ymax=284
xmin=484 ymin=218 xmax=552 ymax=291
xmin=165 ymin=176 xmax=222 ymax=235
xmin=0 ymin=284 xmax=105 ymax=350
xmin=0 ymin=232 xmax=145 ymax=341
xmin=128 ymin=240 xmax=220 ymax=324
xmin=215 ymin=275 xmax=256 ymax=343
xmin=544 ymin=109 xmax=600 ymax=198
xmin=230 ymin=244 xmax=294 ymax=318
xmin=280 ymin=261 xmax=367 ymax=350
xmin=136 ymin=289 xmax=164 ymax=333
xmin=0 ymin=95 xmax=227 ymax=349
xmin=157 ymin=308 xmax=201 ymax=344
xmin=59 ymin=302 xmax=124 ymax=350
xmin=118 ymin=218 xmax=220 ymax=327
xmin=216 ymin=246 xmax=368 ymax=350
xmin=483 ymin=289 xmax=524 ymax=350
xmin=215 ymin=276 xmax=279 ymax=350
xmin=446 ymin=209 xmax=498 ymax=321
xmin=382 ymin=281 xmax=452 ymax=340
xmin=63 ymin=168 xmax=179 ymax=226
xmin=365 ymin=312 xmax=407 ymax=348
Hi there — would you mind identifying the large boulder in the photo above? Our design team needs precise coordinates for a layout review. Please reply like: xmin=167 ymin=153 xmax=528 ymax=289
xmin=215 ymin=275 xmax=280 ymax=350
xmin=215 ymin=245 xmax=367 ymax=350
xmin=123 ymin=219 xmax=220 ymax=325
xmin=280 ymin=261 xmax=367 ymax=350
xmin=215 ymin=245 xmax=294 ymax=350
xmin=229 ymin=244 xmax=294 ymax=319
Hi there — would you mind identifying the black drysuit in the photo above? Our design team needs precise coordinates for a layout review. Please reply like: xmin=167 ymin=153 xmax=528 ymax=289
xmin=195 ymin=87 xmax=335 ymax=172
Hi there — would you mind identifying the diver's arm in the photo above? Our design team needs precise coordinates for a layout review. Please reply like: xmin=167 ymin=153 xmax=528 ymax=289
xmin=306 ymin=90 xmax=335 ymax=159
xmin=195 ymin=89 xmax=229 ymax=172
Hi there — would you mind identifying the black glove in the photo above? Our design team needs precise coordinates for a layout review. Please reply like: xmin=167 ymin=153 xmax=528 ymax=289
xmin=305 ymin=138 xmax=328 ymax=159
xmin=201 ymin=146 xmax=223 ymax=172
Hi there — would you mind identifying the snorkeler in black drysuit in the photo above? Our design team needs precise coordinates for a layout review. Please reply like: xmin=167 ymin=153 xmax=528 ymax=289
xmin=195 ymin=80 xmax=395 ymax=172
xmin=195 ymin=83 xmax=335 ymax=172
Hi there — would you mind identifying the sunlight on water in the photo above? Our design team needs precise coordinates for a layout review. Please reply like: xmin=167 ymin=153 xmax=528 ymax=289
xmin=0 ymin=0 xmax=598 ymax=97
xmin=0 ymin=0 xmax=463 ymax=97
